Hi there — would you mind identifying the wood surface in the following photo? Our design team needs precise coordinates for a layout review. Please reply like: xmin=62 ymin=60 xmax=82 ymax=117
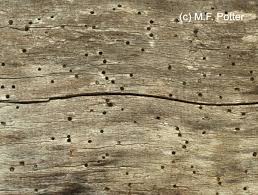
xmin=0 ymin=0 xmax=258 ymax=194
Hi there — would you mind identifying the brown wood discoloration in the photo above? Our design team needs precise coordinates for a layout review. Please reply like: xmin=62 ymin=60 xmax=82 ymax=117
xmin=0 ymin=0 xmax=258 ymax=195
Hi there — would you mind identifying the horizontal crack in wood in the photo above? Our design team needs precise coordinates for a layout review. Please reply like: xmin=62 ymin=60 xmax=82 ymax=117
xmin=0 ymin=92 xmax=258 ymax=106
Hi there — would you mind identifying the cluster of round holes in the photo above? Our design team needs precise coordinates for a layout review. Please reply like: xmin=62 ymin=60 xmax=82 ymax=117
xmin=0 ymin=85 xmax=15 ymax=89
xmin=2 ymin=7 xmax=258 ymax=193
xmin=67 ymin=135 xmax=71 ymax=142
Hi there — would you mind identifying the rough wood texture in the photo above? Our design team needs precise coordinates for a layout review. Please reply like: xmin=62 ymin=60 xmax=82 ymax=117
xmin=0 ymin=0 xmax=258 ymax=194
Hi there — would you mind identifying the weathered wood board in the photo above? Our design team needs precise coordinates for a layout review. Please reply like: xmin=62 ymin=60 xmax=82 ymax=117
xmin=0 ymin=0 xmax=258 ymax=194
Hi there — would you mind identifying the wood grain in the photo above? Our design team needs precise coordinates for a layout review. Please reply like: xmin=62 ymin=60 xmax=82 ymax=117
xmin=0 ymin=0 xmax=258 ymax=194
